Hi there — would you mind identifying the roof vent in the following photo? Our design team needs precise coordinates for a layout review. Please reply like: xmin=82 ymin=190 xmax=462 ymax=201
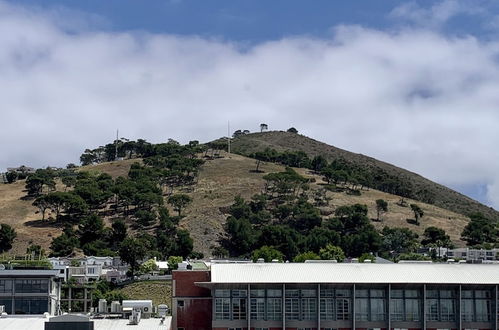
xmin=256 ymin=258 xmax=265 ymax=263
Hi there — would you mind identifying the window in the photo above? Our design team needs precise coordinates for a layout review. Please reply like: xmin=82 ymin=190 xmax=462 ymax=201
xmin=214 ymin=298 xmax=230 ymax=320
xmin=390 ymin=288 xmax=421 ymax=322
xmin=267 ymin=297 xmax=282 ymax=321
xmin=177 ymin=300 xmax=184 ymax=307
xmin=462 ymin=289 xmax=492 ymax=322
xmin=301 ymin=297 xmax=317 ymax=320
xmin=355 ymin=288 xmax=386 ymax=321
xmin=0 ymin=298 xmax=13 ymax=314
xmin=285 ymin=296 xmax=300 ymax=320
xmin=0 ymin=279 xmax=12 ymax=293
xmin=426 ymin=288 xmax=457 ymax=322
xmin=14 ymin=297 xmax=48 ymax=314
xmin=232 ymin=297 xmax=246 ymax=320
xmin=214 ymin=289 xmax=230 ymax=297
xmin=250 ymin=297 xmax=265 ymax=320
xmin=15 ymin=279 xmax=49 ymax=293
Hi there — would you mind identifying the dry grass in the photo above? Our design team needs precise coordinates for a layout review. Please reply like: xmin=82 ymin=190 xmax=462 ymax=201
xmin=230 ymin=131 xmax=499 ymax=220
xmin=118 ymin=280 xmax=171 ymax=307
xmin=79 ymin=158 xmax=141 ymax=178
xmin=0 ymin=153 xmax=470 ymax=257
xmin=0 ymin=180 xmax=62 ymax=255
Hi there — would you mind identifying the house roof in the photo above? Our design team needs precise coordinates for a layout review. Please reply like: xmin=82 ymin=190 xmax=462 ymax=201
xmin=209 ymin=263 xmax=499 ymax=285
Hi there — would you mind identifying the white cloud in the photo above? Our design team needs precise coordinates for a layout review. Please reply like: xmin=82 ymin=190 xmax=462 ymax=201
xmin=390 ymin=0 xmax=483 ymax=29
xmin=1 ymin=1 xmax=499 ymax=208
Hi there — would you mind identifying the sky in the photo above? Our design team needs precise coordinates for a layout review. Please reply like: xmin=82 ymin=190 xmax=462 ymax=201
xmin=1 ymin=0 xmax=499 ymax=209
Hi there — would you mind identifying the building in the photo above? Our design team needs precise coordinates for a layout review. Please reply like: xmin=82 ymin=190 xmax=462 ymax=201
xmin=0 ymin=269 xmax=61 ymax=315
xmin=446 ymin=248 xmax=499 ymax=262
xmin=48 ymin=256 xmax=128 ymax=284
xmin=173 ymin=262 xmax=499 ymax=330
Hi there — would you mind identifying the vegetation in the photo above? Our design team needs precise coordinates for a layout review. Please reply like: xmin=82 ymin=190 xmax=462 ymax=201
xmin=461 ymin=213 xmax=498 ymax=247
xmin=375 ymin=199 xmax=388 ymax=221
xmin=229 ymin=131 xmax=499 ymax=220
xmin=410 ymin=204 xmax=424 ymax=225
xmin=221 ymin=168 xmax=382 ymax=261
xmin=0 ymin=224 xmax=16 ymax=253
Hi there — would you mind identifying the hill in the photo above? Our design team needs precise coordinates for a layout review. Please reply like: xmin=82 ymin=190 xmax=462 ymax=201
xmin=1 ymin=132 xmax=495 ymax=258
xmin=228 ymin=131 xmax=499 ymax=220
xmin=0 ymin=153 xmax=473 ymax=256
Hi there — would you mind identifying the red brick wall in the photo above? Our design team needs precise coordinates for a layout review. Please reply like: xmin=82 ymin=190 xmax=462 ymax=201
xmin=173 ymin=270 xmax=212 ymax=330
xmin=173 ymin=270 xmax=211 ymax=297
xmin=176 ymin=298 xmax=212 ymax=330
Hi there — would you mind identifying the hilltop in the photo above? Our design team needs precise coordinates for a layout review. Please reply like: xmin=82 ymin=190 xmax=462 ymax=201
xmin=228 ymin=131 xmax=499 ymax=220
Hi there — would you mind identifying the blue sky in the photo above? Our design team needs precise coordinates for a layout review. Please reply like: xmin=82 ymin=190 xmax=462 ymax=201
xmin=1 ymin=0 xmax=499 ymax=208
xmin=12 ymin=0 xmax=499 ymax=40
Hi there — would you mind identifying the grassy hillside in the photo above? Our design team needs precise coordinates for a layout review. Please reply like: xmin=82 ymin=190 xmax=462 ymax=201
xmin=118 ymin=280 xmax=171 ymax=307
xmin=229 ymin=131 xmax=499 ymax=221
xmin=0 ymin=153 xmax=471 ymax=256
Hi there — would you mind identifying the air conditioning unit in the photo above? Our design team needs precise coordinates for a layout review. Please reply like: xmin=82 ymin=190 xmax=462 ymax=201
xmin=122 ymin=300 xmax=152 ymax=318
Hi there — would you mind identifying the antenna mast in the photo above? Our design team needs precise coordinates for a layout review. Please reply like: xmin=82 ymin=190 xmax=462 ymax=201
xmin=115 ymin=129 xmax=119 ymax=161
xmin=227 ymin=121 xmax=231 ymax=154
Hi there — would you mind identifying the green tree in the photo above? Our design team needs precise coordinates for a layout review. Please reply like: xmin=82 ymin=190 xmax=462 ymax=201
xmin=167 ymin=256 xmax=183 ymax=270
xmin=293 ymin=251 xmax=320 ymax=262
xmin=224 ymin=216 xmax=258 ymax=257
xmin=119 ymin=237 xmax=149 ymax=277
xmin=33 ymin=195 xmax=51 ymax=221
xmin=26 ymin=244 xmax=45 ymax=257
xmin=174 ymin=229 xmax=194 ymax=258
xmin=375 ymin=199 xmax=388 ymax=221
xmin=135 ymin=210 xmax=157 ymax=228
xmin=0 ymin=224 xmax=16 ymax=253
xmin=381 ymin=227 xmax=419 ymax=255
xmin=78 ymin=214 xmax=105 ymax=246
xmin=5 ymin=171 xmax=17 ymax=183
xmin=140 ymin=259 xmax=159 ymax=274
xmin=50 ymin=229 xmax=79 ymax=257
xmin=422 ymin=227 xmax=453 ymax=248
xmin=461 ymin=213 xmax=498 ymax=246
xmin=167 ymin=194 xmax=192 ymax=216
xmin=311 ymin=155 xmax=328 ymax=172
xmin=110 ymin=220 xmax=127 ymax=245
xmin=251 ymin=245 xmax=284 ymax=262
xmin=319 ymin=244 xmax=345 ymax=262
xmin=410 ymin=204 xmax=424 ymax=225
xmin=25 ymin=169 xmax=56 ymax=196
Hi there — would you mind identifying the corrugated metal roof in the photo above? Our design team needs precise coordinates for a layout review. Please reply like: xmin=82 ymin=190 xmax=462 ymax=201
xmin=210 ymin=263 xmax=499 ymax=284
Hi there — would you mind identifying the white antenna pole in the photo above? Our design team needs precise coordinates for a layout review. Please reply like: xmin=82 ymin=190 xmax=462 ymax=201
xmin=115 ymin=129 xmax=119 ymax=160
xmin=227 ymin=121 xmax=231 ymax=154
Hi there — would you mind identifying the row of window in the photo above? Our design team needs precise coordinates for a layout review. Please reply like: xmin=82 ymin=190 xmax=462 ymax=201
xmin=0 ymin=297 xmax=49 ymax=314
xmin=0 ymin=279 xmax=49 ymax=294
xmin=213 ymin=288 xmax=498 ymax=322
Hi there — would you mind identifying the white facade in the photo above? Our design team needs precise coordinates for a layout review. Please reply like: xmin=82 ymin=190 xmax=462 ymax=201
xmin=47 ymin=257 xmax=128 ymax=283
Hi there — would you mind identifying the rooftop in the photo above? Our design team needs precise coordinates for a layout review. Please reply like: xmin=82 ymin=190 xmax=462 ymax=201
xmin=0 ymin=316 xmax=171 ymax=330
xmin=209 ymin=263 xmax=499 ymax=285
xmin=0 ymin=269 xmax=59 ymax=277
